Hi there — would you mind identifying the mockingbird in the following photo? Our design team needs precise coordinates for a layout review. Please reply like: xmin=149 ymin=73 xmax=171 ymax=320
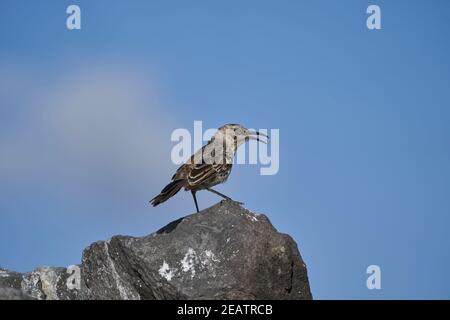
xmin=150 ymin=124 xmax=268 ymax=212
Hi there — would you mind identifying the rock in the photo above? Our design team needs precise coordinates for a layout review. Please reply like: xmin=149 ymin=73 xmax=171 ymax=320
xmin=0 ymin=266 xmax=79 ymax=300
xmin=0 ymin=287 xmax=34 ymax=300
xmin=0 ymin=201 xmax=312 ymax=300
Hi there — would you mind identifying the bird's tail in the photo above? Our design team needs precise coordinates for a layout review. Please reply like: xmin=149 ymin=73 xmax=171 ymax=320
xmin=150 ymin=179 xmax=185 ymax=207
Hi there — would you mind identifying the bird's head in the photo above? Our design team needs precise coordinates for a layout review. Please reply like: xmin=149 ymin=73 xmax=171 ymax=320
xmin=215 ymin=124 xmax=268 ymax=150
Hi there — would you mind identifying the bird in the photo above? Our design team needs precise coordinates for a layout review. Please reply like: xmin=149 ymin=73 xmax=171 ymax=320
xmin=150 ymin=124 xmax=268 ymax=213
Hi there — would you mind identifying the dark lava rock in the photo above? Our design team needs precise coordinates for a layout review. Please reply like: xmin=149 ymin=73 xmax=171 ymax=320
xmin=0 ymin=201 xmax=312 ymax=300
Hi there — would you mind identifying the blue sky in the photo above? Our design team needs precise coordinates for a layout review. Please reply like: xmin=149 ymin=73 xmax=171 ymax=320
xmin=1 ymin=0 xmax=450 ymax=299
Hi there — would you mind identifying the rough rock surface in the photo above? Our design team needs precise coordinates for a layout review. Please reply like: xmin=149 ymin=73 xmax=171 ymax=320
xmin=0 ymin=201 xmax=312 ymax=300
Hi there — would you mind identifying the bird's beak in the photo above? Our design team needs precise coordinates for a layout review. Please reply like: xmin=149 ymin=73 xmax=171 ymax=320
xmin=248 ymin=130 xmax=269 ymax=144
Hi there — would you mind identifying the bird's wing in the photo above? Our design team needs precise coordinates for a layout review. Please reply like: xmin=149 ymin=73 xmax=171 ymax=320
xmin=171 ymin=144 xmax=208 ymax=181
xmin=187 ymin=163 xmax=231 ymax=187
xmin=171 ymin=163 xmax=189 ymax=180
xmin=171 ymin=145 xmax=208 ymax=181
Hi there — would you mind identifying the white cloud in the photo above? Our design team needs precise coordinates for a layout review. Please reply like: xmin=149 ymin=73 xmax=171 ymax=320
xmin=0 ymin=64 xmax=176 ymax=204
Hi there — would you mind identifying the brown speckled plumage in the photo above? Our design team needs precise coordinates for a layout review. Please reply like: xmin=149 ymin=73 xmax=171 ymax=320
xmin=150 ymin=124 xmax=268 ymax=212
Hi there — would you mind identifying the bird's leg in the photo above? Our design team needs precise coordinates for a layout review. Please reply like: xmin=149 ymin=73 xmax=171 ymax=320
xmin=191 ymin=190 xmax=200 ymax=213
xmin=206 ymin=188 xmax=231 ymax=200
xmin=206 ymin=188 xmax=244 ymax=205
